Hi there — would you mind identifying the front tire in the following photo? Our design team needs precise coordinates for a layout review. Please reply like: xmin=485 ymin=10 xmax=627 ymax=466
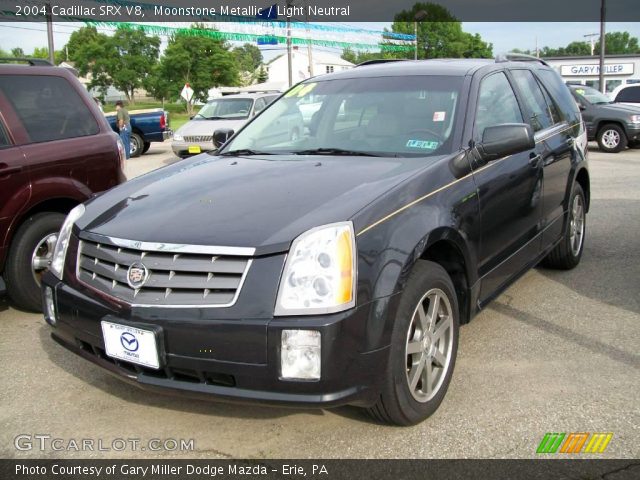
xmin=5 ymin=212 xmax=66 ymax=312
xmin=597 ymin=124 xmax=627 ymax=153
xmin=542 ymin=183 xmax=586 ymax=270
xmin=368 ymin=260 xmax=459 ymax=426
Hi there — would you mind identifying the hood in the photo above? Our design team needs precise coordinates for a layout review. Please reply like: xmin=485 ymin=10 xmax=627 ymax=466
xmin=79 ymin=154 xmax=434 ymax=255
xmin=596 ymin=102 xmax=640 ymax=115
xmin=177 ymin=118 xmax=248 ymax=136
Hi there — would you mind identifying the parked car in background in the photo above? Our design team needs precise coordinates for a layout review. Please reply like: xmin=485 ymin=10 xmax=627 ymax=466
xmin=44 ymin=56 xmax=590 ymax=425
xmin=0 ymin=60 xmax=125 ymax=311
xmin=569 ymin=84 xmax=640 ymax=152
xmin=610 ymin=83 xmax=640 ymax=107
xmin=171 ymin=93 xmax=280 ymax=158
xmin=105 ymin=108 xmax=172 ymax=158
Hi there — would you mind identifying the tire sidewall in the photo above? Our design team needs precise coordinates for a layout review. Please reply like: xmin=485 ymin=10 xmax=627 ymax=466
xmin=6 ymin=212 xmax=66 ymax=311
xmin=386 ymin=261 xmax=460 ymax=425
xmin=563 ymin=184 xmax=586 ymax=266
xmin=130 ymin=133 xmax=143 ymax=158
xmin=597 ymin=124 xmax=627 ymax=153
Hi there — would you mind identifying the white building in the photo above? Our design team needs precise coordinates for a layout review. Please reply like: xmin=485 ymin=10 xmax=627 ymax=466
xmin=544 ymin=54 xmax=640 ymax=94
xmin=263 ymin=48 xmax=354 ymax=85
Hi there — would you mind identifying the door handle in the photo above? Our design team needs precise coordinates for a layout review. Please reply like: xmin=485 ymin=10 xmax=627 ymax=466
xmin=0 ymin=164 xmax=23 ymax=176
xmin=566 ymin=137 xmax=575 ymax=147
xmin=528 ymin=154 xmax=541 ymax=167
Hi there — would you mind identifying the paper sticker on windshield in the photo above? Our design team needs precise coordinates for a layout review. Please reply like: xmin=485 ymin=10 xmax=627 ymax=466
xmin=406 ymin=140 xmax=439 ymax=150
xmin=433 ymin=111 xmax=446 ymax=122
xmin=576 ymin=89 xmax=585 ymax=95
xmin=297 ymin=83 xmax=317 ymax=97
xmin=285 ymin=84 xmax=305 ymax=97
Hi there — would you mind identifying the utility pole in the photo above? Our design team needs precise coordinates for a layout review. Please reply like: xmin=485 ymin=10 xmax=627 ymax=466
xmin=584 ymin=33 xmax=598 ymax=56
xmin=304 ymin=0 xmax=313 ymax=77
xmin=599 ymin=0 xmax=606 ymax=93
xmin=46 ymin=2 xmax=55 ymax=64
xmin=286 ymin=0 xmax=293 ymax=87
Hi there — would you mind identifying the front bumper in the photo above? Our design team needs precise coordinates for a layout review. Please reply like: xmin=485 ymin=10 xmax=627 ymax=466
xmin=625 ymin=124 xmax=640 ymax=142
xmin=42 ymin=274 xmax=388 ymax=408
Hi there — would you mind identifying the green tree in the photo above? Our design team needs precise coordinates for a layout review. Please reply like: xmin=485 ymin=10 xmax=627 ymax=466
xmin=233 ymin=43 xmax=263 ymax=85
xmin=152 ymin=26 xmax=240 ymax=113
xmin=65 ymin=26 xmax=113 ymax=95
xmin=391 ymin=3 xmax=492 ymax=59
xmin=11 ymin=47 xmax=24 ymax=57
xmin=107 ymin=26 xmax=160 ymax=104
xmin=596 ymin=31 xmax=640 ymax=55
xmin=256 ymin=65 xmax=268 ymax=83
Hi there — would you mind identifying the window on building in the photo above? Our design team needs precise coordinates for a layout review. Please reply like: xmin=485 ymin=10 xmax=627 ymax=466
xmin=326 ymin=66 xmax=334 ymax=74
xmin=605 ymin=79 xmax=623 ymax=93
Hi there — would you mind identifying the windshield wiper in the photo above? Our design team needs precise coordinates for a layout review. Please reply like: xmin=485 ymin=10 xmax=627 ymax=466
xmin=292 ymin=148 xmax=383 ymax=157
xmin=219 ymin=149 xmax=275 ymax=156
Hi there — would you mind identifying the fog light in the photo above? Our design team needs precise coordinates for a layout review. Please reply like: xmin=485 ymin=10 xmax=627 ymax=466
xmin=281 ymin=330 xmax=321 ymax=380
xmin=43 ymin=286 xmax=56 ymax=326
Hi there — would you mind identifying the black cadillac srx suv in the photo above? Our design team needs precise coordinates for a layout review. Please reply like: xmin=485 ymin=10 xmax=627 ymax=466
xmin=42 ymin=56 xmax=590 ymax=425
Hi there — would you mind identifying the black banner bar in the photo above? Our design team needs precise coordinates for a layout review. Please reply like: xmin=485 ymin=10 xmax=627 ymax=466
xmin=0 ymin=0 xmax=639 ymax=22
xmin=1 ymin=460 xmax=640 ymax=480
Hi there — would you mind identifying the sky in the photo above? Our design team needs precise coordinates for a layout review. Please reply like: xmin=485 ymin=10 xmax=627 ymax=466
xmin=1 ymin=22 xmax=639 ymax=61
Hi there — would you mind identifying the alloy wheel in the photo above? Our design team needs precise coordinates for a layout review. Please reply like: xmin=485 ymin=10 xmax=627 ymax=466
xmin=405 ymin=288 xmax=454 ymax=402
xmin=601 ymin=129 xmax=620 ymax=149
xmin=31 ymin=233 xmax=57 ymax=286
xmin=569 ymin=194 xmax=585 ymax=256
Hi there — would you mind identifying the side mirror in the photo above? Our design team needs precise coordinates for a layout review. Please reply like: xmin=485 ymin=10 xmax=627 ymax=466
xmin=475 ymin=123 xmax=535 ymax=163
xmin=213 ymin=128 xmax=234 ymax=149
xmin=189 ymin=115 xmax=195 ymax=120
xmin=578 ymin=104 xmax=586 ymax=111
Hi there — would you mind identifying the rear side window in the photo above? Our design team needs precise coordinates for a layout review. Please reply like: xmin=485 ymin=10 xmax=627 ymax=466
xmin=0 ymin=75 xmax=99 ymax=144
xmin=537 ymin=69 xmax=581 ymax=126
xmin=253 ymin=97 xmax=267 ymax=114
xmin=615 ymin=86 xmax=640 ymax=103
xmin=0 ymin=121 xmax=10 ymax=147
xmin=474 ymin=72 xmax=523 ymax=140
xmin=511 ymin=69 xmax=554 ymax=132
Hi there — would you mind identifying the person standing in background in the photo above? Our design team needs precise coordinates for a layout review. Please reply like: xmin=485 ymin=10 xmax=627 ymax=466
xmin=115 ymin=100 xmax=131 ymax=159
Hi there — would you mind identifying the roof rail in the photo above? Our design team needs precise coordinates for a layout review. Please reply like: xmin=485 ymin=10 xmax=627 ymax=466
xmin=495 ymin=53 xmax=549 ymax=66
xmin=356 ymin=59 xmax=404 ymax=67
xmin=0 ymin=57 xmax=54 ymax=66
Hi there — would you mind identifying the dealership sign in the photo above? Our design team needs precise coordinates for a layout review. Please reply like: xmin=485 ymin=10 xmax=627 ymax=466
xmin=560 ymin=63 xmax=635 ymax=76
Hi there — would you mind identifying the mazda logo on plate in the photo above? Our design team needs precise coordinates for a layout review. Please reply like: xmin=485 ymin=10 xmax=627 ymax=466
xmin=120 ymin=332 xmax=139 ymax=352
xmin=127 ymin=262 xmax=149 ymax=289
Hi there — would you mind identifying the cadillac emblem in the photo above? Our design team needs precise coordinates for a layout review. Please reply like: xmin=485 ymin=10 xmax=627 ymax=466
xmin=126 ymin=262 xmax=149 ymax=289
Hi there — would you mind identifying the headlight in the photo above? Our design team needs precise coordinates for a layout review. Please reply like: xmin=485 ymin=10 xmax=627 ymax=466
xmin=630 ymin=115 xmax=640 ymax=124
xmin=50 ymin=204 xmax=85 ymax=280
xmin=173 ymin=133 xmax=184 ymax=142
xmin=275 ymin=222 xmax=356 ymax=316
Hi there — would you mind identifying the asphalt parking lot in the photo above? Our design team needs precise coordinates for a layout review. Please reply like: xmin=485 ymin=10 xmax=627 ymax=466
xmin=1 ymin=142 xmax=638 ymax=459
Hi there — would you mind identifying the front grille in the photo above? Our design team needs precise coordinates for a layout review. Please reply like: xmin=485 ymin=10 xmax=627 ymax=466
xmin=77 ymin=237 xmax=252 ymax=307
xmin=183 ymin=135 xmax=212 ymax=144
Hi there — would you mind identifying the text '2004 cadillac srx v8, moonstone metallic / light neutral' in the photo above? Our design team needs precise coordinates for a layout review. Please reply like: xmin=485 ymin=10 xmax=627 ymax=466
xmin=42 ymin=56 xmax=590 ymax=425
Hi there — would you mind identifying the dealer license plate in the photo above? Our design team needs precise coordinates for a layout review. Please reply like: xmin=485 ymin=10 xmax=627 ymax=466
xmin=188 ymin=145 xmax=201 ymax=154
xmin=101 ymin=321 xmax=160 ymax=369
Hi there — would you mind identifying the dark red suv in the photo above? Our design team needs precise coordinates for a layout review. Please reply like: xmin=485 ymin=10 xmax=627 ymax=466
xmin=0 ymin=60 xmax=125 ymax=311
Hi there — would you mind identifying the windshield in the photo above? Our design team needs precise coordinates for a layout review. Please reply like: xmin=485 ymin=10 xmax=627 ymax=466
xmin=195 ymin=98 xmax=254 ymax=120
xmin=572 ymin=86 xmax=611 ymax=105
xmin=221 ymin=76 xmax=463 ymax=157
